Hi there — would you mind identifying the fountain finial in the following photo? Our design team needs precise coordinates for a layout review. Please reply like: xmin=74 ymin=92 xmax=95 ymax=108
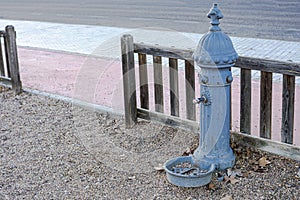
xmin=207 ymin=4 xmax=223 ymax=31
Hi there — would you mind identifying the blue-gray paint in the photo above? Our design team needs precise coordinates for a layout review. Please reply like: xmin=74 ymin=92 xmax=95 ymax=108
xmin=164 ymin=3 xmax=238 ymax=187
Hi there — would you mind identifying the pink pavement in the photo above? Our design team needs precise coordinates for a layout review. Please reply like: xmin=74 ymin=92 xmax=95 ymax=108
xmin=17 ymin=47 xmax=300 ymax=145
xmin=18 ymin=47 xmax=124 ymax=111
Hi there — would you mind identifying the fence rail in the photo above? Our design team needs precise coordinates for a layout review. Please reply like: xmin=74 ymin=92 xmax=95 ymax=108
xmin=0 ymin=25 xmax=22 ymax=94
xmin=121 ymin=34 xmax=300 ymax=161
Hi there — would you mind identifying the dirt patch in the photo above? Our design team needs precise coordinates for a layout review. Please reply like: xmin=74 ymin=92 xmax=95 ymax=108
xmin=0 ymin=90 xmax=299 ymax=199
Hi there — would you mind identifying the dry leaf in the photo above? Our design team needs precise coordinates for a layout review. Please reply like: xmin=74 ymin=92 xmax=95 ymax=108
xmin=258 ymin=157 xmax=271 ymax=167
xmin=208 ymin=182 xmax=216 ymax=190
xmin=242 ymin=171 xmax=250 ymax=178
xmin=224 ymin=175 xmax=239 ymax=184
xmin=253 ymin=165 xmax=267 ymax=173
xmin=229 ymin=176 xmax=239 ymax=184
xmin=224 ymin=175 xmax=229 ymax=182
xmin=246 ymin=147 xmax=251 ymax=157
xmin=221 ymin=195 xmax=233 ymax=200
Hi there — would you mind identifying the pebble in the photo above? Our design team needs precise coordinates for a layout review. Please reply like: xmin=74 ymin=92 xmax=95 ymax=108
xmin=0 ymin=90 xmax=299 ymax=199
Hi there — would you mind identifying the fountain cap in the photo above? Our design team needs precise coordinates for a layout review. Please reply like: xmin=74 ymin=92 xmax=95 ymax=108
xmin=208 ymin=3 xmax=223 ymax=32
xmin=193 ymin=4 xmax=238 ymax=68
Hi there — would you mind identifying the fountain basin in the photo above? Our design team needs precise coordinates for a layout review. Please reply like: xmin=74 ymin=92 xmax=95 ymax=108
xmin=163 ymin=155 xmax=215 ymax=187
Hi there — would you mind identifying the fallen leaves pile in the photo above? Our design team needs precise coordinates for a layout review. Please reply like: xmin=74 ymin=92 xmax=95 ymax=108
xmin=167 ymin=138 xmax=299 ymax=199
xmin=204 ymin=141 xmax=299 ymax=194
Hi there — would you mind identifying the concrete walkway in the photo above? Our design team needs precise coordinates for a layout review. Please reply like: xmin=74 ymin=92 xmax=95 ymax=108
xmin=0 ymin=19 xmax=299 ymax=144
xmin=1 ymin=19 xmax=299 ymax=83
xmin=0 ymin=19 xmax=299 ymax=63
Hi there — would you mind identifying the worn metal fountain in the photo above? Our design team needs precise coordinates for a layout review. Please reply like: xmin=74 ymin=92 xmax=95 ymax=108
xmin=164 ymin=4 xmax=238 ymax=187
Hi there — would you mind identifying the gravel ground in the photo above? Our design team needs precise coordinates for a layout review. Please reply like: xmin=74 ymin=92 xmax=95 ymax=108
xmin=0 ymin=88 xmax=299 ymax=200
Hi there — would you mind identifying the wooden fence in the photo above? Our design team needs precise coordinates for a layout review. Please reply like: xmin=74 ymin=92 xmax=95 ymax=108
xmin=121 ymin=34 xmax=300 ymax=161
xmin=0 ymin=25 xmax=22 ymax=94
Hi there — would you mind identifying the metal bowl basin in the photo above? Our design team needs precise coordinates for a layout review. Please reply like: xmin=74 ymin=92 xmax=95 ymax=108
xmin=164 ymin=155 xmax=215 ymax=187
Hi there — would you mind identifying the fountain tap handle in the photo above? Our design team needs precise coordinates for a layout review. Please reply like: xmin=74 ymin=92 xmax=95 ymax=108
xmin=193 ymin=96 xmax=207 ymax=104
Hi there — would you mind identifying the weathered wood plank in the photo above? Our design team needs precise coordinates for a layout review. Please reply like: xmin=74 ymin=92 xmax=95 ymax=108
xmin=126 ymin=40 xmax=300 ymax=162
xmin=234 ymin=56 xmax=300 ymax=76
xmin=137 ymin=107 xmax=300 ymax=162
xmin=133 ymin=43 xmax=300 ymax=76
xmin=185 ymin=60 xmax=196 ymax=121
xmin=281 ymin=75 xmax=295 ymax=144
xmin=153 ymin=55 xmax=164 ymax=113
xmin=0 ymin=32 xmax=5 ymax=77
xmin=0 ymin=76 xmax=11 ymax=88
xmin=138 ymin=53 xmax=149 ymax=109
xmin=137 ymin=108 xmax=199 ymax=134
xmin=240 ymin=68 xmax=252 ymax=134
xmin=232 ymin=132 xmax=300 ymax=161
xmin=4 ymin=32 xmax=11 ymax=78
xmin=260 ymin=71 xmax=272 ymax=139
xmin=134 ymin=43 xmax=193 ymax=60
xmin=5 ymin=26 xmax=22 ymax=94
xmin=230 ymin=84 xmax=232 ymax=129
xmin=121 ymin=34 xmax=137 ymax=128
xmin=169 ymin=58 xmax=179 ymax=117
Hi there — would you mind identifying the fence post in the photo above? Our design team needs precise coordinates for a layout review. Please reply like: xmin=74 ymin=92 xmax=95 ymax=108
xmin=169 ymin=58 xmax=179 ymax=117
xmin=138 ymin=53 xmax=149 ymax=109
xmin=0 ymin=31 xmax=5 ymax=77
xmin=240 ymin=68 xmax=252 ymax=134
xmin=185 ymin=60 xmax=196 ymax=121
xmin=260 ymin=71 xmax=272 ymax=139
xmin=5 ymin=25 xmax=22 ymax=94
xmin=153 ymin=55 xmax=164 ymax=113
xmin=121 ymin=34 xmax=137 ymax=128
xmin=281 ymin=74 xmax=295 ymax=144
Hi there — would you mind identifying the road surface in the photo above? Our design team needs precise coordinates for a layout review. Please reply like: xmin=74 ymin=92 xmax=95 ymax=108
xmin=0 ymin=0 xmax=298 ymax=41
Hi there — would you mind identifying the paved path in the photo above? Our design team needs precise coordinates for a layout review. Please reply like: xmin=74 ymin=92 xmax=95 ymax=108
xmin=0 ymin=19 xmax=299 ymax=144
xmin=0 ymin=19 xmax=298 ymax=84
xmin=0 ymin=19 xmax=299 ymax=63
